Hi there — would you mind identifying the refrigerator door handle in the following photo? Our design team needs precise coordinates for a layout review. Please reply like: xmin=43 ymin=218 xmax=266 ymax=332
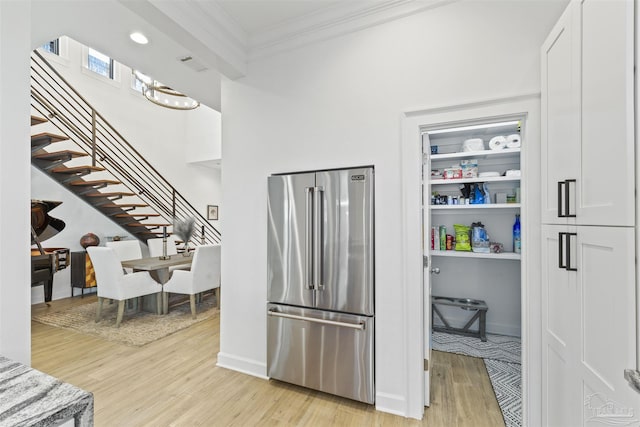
xmin=305 ymin=187 xmax=314 ymax=290
xmin=313 ymin=186 xmax=324 ymax=290
xmin=268 ymin=309 xmax=365 ymax=330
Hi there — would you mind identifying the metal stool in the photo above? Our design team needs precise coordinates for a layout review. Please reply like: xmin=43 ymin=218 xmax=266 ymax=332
xmin=432 ymin=295 xmax=488 ymax=342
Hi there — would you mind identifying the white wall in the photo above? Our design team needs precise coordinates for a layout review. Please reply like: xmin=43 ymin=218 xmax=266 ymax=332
xmin=219 ymin=0 xmax=566 ymax=418
xmin=186 ymin=107 xmax=222 ymax=164
xmin=0 ymin=0 xmax=32 ymax=365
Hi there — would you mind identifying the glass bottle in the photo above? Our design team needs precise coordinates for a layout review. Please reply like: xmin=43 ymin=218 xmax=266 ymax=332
xmin=513 ymin=214 xmax=521 ymax=254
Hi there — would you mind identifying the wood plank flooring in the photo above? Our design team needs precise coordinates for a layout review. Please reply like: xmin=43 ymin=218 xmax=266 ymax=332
xmin=31 ymin=296 xmax=505 ymax=427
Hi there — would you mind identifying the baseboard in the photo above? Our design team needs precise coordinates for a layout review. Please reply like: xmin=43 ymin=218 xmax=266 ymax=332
xmin=434 ymin=317 xmax=521 ymax=338
xmin=486 ymin=321 xmax=521 ymax=337
xmin=375 ymin=392 xmax=411 ymax=418
xmin=216 ymin=352 xmax=268 ymax=379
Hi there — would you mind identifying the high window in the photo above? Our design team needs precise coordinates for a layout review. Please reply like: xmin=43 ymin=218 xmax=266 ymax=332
xmin=131 ymin=70 xmax=152 ymax=93
xmin=87 ymin=48 xmax=114 ymax=79
xmin=42 ymin=39 xmax=59 ymax=55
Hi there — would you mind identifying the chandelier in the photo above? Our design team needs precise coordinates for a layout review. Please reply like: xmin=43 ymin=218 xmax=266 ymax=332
xmin=134 ymin=70 xmax=200 ymax=111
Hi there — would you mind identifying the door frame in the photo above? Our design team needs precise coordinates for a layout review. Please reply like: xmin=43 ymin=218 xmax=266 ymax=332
xmin=400 ymin=93 xmax=542 ymax=423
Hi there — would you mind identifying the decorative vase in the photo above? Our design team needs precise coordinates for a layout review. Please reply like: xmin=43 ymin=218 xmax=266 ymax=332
xmin=183 ymin=242 xmax=191 ymax=257
xmin=80 ymin=233 xmax=100 ymax=249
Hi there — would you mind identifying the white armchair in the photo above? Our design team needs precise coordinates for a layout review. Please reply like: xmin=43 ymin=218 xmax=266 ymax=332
xmin=147 ymin=235 xmax=179 ymax=258
xmin=105 ymin=240 xmax=143 ymax=274
xmin=87 ymin=246 xmax=162 ymax=327
xmin=162 ymin=244 xmax=221 ymax=318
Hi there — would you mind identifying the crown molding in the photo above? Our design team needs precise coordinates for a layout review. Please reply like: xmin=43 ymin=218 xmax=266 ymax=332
xmin=247 ymin=0 xmax=459 ymax=61
xmin=121 ymin=0 xmax=459 ymax=79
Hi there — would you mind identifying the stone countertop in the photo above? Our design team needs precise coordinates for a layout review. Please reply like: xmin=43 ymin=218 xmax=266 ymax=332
xmin=0 ymin=356 xmax=93 ymax=427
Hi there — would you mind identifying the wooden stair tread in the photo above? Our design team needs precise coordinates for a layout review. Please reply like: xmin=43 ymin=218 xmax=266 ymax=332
xmin=31 ymin=116 xmax=47 ymax=126
xmin=70 ymin=179 xmax=121 ymax=186
xmin=139 ymin=231 xmax=174 ymax=236
xmin=51 ymin=165 xmax=105 ymax=174
xmin=32 ymin=150 xmax=88 ymax=160
xmin=31 ymin=132 xmax=68 ymax=144
xmin=126 ymin=223 xmax=171 ymax=227
xmin=114 ymin=213 xmax=161 ymax=218
xmin=102 ymin=204 xmax=148 ymax=209
xmin=85 ymin=192 xmax=135 ymax=197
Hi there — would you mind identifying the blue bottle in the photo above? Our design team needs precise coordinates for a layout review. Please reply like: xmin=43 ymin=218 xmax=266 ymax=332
xmin=513 ymin=214 xmax=521 ymax=254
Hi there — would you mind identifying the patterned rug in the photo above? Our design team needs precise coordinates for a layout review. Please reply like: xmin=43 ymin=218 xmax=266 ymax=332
xmin=432 ymin=331 xmax=522 ymax=427
xmin=32 ymin=297 xmax=218 ymax=347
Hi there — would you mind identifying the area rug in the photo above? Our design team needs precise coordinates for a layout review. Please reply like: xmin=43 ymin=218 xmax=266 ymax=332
xmin=432 ymin=331 xmax=522 ymax=427
xmin=32 ymin=298 xmax=218 ymax=347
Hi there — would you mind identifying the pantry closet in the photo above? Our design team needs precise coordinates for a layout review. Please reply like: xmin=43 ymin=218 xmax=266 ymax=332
xmin=402 ymin=94 xmax=541 ymax=413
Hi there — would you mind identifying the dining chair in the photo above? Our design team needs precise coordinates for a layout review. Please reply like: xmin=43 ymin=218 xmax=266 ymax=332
xmin=146 ymin=235 xmax=191 ymax=275
xmin=162 ymin=244 xmax=221 ymax=318
xmin=146 ymin=235 xmax=179 ymax=258
xmin=105 ymin=240 xmax=143 ymax=273
xmin=87 ymin=246 xmax=162 ymax=327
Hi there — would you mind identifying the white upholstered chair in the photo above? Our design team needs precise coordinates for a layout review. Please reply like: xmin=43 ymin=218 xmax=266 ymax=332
xmin=105 ymin=240 xmax=143 ymax=274
xmin=87 ymin=246 xmax=161 ymax=327
xmin=162 ymin=244 xmax=221 ymax=318
xmin=146 ymin=235 xmax=179 ymax=258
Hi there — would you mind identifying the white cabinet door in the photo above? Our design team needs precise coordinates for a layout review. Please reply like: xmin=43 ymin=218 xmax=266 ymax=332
xmin=542 ymin=0 xmax=635 ymax=227
xmin=542 ymin=225 xmax=639 ymax=426
xmin=577 ymin=0 xmax=635 ymax=226
xmin=541 ymin=3 xmax=580 ymax=225
xmin=541 ymin=225 xmax=579 ymax=426
xmin=576 ymin=226 xmax=638 ymax=425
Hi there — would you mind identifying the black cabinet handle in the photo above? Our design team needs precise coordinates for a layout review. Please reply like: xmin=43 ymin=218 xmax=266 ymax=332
xmin=565 ymin=179 xmax=576 ymax=218
xmin=558 ymin=232 xmax=578 ymax=271
xmin=558 ymin=232 xmax=566 ymax=268
xmin=557 ymin=181 xmax=565 ymax=217
xmin=557 ymin=179 xmax=577 ymax=218
xmin=566 ymin=232 xmax=577 ymax=271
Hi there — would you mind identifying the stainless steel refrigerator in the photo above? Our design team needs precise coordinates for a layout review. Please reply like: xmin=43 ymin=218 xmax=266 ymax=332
xmin=267 ymin=166 xmax=375 ymax=404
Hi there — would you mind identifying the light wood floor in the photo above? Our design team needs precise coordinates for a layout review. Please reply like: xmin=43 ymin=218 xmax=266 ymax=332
xmin=31 ymin=295 xmax=505 ymax=427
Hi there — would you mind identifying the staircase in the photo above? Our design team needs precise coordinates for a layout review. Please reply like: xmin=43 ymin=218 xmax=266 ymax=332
xmin=30 ymin=51 xmax=221 ymax=244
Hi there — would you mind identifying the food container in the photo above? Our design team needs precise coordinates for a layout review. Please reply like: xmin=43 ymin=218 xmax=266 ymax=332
xmin=460 ymin=159 xmax=478 ymax=178
xmin=443 ymin=167 xmax=462 ymax=179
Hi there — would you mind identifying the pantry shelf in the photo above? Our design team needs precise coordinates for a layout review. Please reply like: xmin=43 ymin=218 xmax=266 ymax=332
xmin=429 ymin=148 xmax=521 ymax=162
xmin=431 ymin=203 xmax=521 ymax=211
xmin=431 ymin=175 xmax=521 ymax=185
xmin=431 ymin=251 xmax=521 ymax=261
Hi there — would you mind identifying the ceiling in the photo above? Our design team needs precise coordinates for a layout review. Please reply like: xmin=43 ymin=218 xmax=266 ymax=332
xmin=31 ymin=0 xmax=453 ymax=111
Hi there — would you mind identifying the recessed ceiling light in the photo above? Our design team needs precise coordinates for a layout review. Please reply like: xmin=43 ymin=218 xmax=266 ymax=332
xmin=130 ymin=32 xmax=148 ymax=45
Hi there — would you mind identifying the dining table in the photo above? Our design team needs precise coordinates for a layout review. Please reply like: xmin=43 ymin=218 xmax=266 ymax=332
xmin=121 ymin=254 xmax=193 ymax=314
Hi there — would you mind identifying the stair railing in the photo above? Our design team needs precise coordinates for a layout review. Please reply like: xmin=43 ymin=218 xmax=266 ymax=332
xmin=30 ymin=50 xmax=221 ymax=244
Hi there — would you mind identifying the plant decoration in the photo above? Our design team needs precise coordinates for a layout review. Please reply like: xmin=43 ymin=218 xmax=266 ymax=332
xmin=173 ymin=217 xmax=195 ymax=255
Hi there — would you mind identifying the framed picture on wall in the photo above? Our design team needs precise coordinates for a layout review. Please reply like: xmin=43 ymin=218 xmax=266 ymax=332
xmin=207 ymin=205 xmax=219 ymax=220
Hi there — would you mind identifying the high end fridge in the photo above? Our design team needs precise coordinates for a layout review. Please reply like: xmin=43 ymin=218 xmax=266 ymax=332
xmin=267 ymin=166 xmax=375 ymax=404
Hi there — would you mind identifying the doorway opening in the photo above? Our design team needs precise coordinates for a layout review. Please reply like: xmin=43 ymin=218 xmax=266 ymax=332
xmin=401 ymin=94 xmax=541 ymax=422
xmin=422 ymin=115 xmax=524 ymax=426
